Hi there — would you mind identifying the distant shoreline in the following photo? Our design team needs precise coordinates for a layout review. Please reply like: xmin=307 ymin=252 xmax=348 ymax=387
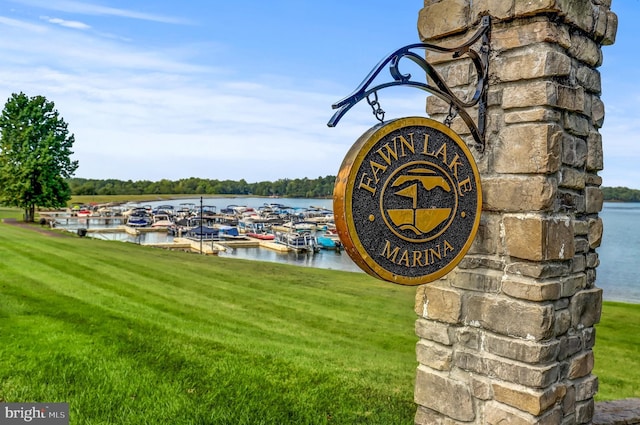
xmin=68 ymin=194 xmax=332 ymax=207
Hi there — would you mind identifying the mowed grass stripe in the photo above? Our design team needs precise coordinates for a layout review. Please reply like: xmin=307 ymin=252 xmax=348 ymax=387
xmin=7 ymin=228 xmax=388 ymax=321
xmin=1 ymin=221 xmax=408 ymax=322
xmin=0 ymin=220 xmax=418 ymax=424
xmin=3 ymin=234 xmax=413 ymax=359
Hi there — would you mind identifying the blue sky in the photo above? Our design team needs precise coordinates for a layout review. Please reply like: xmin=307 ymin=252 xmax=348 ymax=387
xmin=0 ymin=1 xmax=638 ymax=188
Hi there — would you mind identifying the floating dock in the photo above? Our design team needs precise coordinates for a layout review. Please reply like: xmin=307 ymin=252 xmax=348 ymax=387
xmin=219 ymin=239 xmax=260 ymax=248
xmin=149 ymin=237 xmax=220 ymax=255
xmin=123 ymin=226 xmax=167 ymax=235
xmin=259 ymin=240 xmax=290 ymax=252
xmin=41 ymin=213 xmax=126 ymax=228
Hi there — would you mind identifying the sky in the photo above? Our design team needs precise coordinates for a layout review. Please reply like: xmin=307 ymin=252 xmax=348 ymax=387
xmin=0 ymin=1 xmax=638 ymax=188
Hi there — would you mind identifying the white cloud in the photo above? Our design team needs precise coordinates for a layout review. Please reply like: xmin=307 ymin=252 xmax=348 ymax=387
xmin=0 ymin=15 xmax=47 ymax=32
xmin=0 ymin=15 xmax=211 ymax=74
xmin=41 ymin=16 xmax=91 ymax=30
xmin=9 ymin=0 xmax=191 ymax=24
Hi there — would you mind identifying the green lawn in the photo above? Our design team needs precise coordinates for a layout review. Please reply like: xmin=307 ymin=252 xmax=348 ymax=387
xmin=593 ymin=302 xmax=640 ymax=400
xmin=0 ymin=211 xmax=418 ymax=424
xmin=0 ymin=208 xmax=638 ymax=424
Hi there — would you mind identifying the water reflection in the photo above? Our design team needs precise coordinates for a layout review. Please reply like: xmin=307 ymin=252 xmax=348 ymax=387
xmin=219 ymin=246 xmax=362 ymax=273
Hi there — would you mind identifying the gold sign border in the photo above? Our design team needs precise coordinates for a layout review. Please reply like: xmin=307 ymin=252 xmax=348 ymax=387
xmin=333 ymin=117 xmax=482 ymax=285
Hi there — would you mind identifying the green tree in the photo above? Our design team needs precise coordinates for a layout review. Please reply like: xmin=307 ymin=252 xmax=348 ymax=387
xmin=0 ymin=93 xmax=79 ymax=221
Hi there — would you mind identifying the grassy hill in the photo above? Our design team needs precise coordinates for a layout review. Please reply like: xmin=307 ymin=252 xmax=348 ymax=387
xmin=0 ymin=208 xmax=417 ymax=424
xmin=0 ymin=208 xmax=638 ymax=424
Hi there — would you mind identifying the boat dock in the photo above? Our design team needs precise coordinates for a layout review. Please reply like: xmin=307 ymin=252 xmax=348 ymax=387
xmin=123 ymin=226 xmax=167 ymax=235
xmin=259 ymin=240 xmax=290 ymax=252
xmin=142 ymin=237 xmax=272 ymax=255
xmin=40 ymin=213 xmax=126 ymax=228
xmin=145 ymin=237 xmax=221 ymax=255
xmin=42 ymin=210 xmax=325 ymax=255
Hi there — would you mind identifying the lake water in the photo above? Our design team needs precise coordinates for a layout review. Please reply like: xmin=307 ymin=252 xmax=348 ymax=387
xmin=69 ymin=198 xmax=638 ymax=302
xmin=598 ymin=202 xmax=640 ymax=303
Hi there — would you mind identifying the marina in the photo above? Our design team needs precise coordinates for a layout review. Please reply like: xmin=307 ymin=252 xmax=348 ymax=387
xmin=43 ymin=197 xmax=359 ymax=272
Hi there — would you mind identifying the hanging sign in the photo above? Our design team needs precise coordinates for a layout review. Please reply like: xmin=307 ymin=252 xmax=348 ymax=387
xmin=333 ymin=117 xmax=481 ymax=285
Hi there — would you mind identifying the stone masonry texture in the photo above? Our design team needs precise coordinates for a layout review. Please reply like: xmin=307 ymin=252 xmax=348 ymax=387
xmin=414 ymin=1 xmax=616 ymax=424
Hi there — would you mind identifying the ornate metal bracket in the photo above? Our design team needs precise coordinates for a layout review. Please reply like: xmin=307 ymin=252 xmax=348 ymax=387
xmin=328 ymin=16 xmax=491 ymax=152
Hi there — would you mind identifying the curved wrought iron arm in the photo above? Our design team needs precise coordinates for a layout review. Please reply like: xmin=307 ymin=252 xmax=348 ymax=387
xmin=328 ymin=16 xmax=491 ymax=152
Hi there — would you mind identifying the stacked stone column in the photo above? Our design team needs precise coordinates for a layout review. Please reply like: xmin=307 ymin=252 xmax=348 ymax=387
xmin=414 ymin=1 xmax=617 ymax=424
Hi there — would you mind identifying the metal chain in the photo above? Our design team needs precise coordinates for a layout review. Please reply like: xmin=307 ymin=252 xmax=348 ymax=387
xmin=444 ymin=104 xmax=458 ymax=127
xmin=366 ymin=92 xmax=385 ymax=123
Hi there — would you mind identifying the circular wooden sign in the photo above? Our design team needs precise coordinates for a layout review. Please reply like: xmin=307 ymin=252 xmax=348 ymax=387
xmin=333 ymin=117 xmax=482 ymax=285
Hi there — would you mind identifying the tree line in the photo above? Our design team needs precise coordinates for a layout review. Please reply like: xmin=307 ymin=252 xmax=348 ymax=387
xmin=601 ymin=186 xmax=640 ymax=202
xmin=67 ymin=178 xmax=640 ymax=201
xmin=67 ymin=176 xmax=337 ymax=198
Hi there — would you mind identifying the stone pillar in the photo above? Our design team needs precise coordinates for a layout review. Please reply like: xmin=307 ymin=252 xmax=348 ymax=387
xmin=414 ymin=1 xmax=617 ymax=424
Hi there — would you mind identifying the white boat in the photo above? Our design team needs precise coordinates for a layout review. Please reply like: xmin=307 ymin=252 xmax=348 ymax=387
xmin=214 ymin=224 xmax=247 ymax=240
xmin=96 ymin=206 xmax=115 ymax=217
xmin=303 ymin=206 xmax=334 ymax=224
xmin=272 ymin=221 xmax=317 ymax=233
xmin=76 ymin=208 xmax=92 ymax=217
xmin=274 ymin=231 xmax=318 ymax=253
xmin=177 ymin=203 xmax=196 ymax=218
xmin=151 ymin=214 xmax=173 ymax=228
xmin=126 ymin=214 xmax=152 ymax=227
